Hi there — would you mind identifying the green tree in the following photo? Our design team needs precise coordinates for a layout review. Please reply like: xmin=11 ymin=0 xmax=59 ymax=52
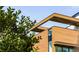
xmin=0 ymin=6 xmax=38 ymax=52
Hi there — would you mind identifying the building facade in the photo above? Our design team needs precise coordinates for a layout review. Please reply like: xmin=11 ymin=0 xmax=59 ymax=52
xmin=30 ymin=13 xmax=79 ymax=52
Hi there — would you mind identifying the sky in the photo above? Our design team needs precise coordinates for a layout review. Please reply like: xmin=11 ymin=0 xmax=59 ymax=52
xmin=4 ymin=6 xmax=79 ymax=28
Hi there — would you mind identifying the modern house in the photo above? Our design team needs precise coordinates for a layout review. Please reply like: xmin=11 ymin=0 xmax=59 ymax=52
xmin=30 ymin=13 xmax=79 ymax=52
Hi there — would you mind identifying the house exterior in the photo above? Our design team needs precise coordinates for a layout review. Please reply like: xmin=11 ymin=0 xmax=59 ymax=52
xmin=30 ymin=13 xmax=79 ymax=52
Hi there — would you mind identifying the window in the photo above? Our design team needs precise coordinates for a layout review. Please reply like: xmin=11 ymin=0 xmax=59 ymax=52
xmin=55 ymin=45 xmax=74 ymax=52
xmin=63 ymin=47 xmax=69 ymax=52
xmin=55 ymin=46 xmax=62 ymax=52
xmin=48 ymin=30 xmax=52 ymax=41
xmin=48 ymin=30 xmax=52 ymax=52
xmin=69 ymin=48 xmax=74 ymax=52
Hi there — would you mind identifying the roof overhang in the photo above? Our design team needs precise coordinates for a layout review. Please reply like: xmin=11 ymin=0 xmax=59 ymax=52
xmin=30 ymin=13 xmax=79 ymax=32
xmin=32 ymin=26 xmax=48 ymax=32
xmin=54 ymin=41 xmax=79 ymax=47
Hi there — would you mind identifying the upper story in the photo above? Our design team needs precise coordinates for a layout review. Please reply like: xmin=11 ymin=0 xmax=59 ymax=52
xmin=30 ymin=13 xmax=79 ymax=32
xmin=30 ymin=13 xmax=79 ymax=52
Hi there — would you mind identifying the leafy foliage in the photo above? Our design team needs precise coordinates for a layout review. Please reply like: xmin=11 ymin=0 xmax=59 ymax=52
xmin=0 ymin=6 xmax=38 ymax=52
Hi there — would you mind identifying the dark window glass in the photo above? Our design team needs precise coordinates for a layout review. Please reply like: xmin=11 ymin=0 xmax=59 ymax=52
xmin=48 ymin=30 xmax=52 ymax=41
xmin=55 ymin=45 xmax=74 ymax=52
xmin=69 ymin=48 xmax=74 ymax=52
xmin=48 ymin=30 xmax=52 ymax=52
xmin=48 ymin=35 xmax=52 ymax=41
xmin=55 ymin=46 xmax=62 ymax=52
xmin=48 ymin=31 xmax=52 ymax=36
xmin=63 ymin=47 xmax=68 ymax=52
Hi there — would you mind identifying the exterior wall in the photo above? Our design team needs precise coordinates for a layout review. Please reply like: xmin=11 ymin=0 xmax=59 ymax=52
xmin=34 ymin=30 xmax=48 ymax=52
xmin=31 ymin=13 xmax=79 ymax=52
xmin=34 ymin=26 xmax=79 ymax=52
xmin=50 ymin=26 xmax=79 ymax=52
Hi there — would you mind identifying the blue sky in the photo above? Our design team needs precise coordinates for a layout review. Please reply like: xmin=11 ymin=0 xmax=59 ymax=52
xmin=4 ymin=6 xmax=79 ymax=28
